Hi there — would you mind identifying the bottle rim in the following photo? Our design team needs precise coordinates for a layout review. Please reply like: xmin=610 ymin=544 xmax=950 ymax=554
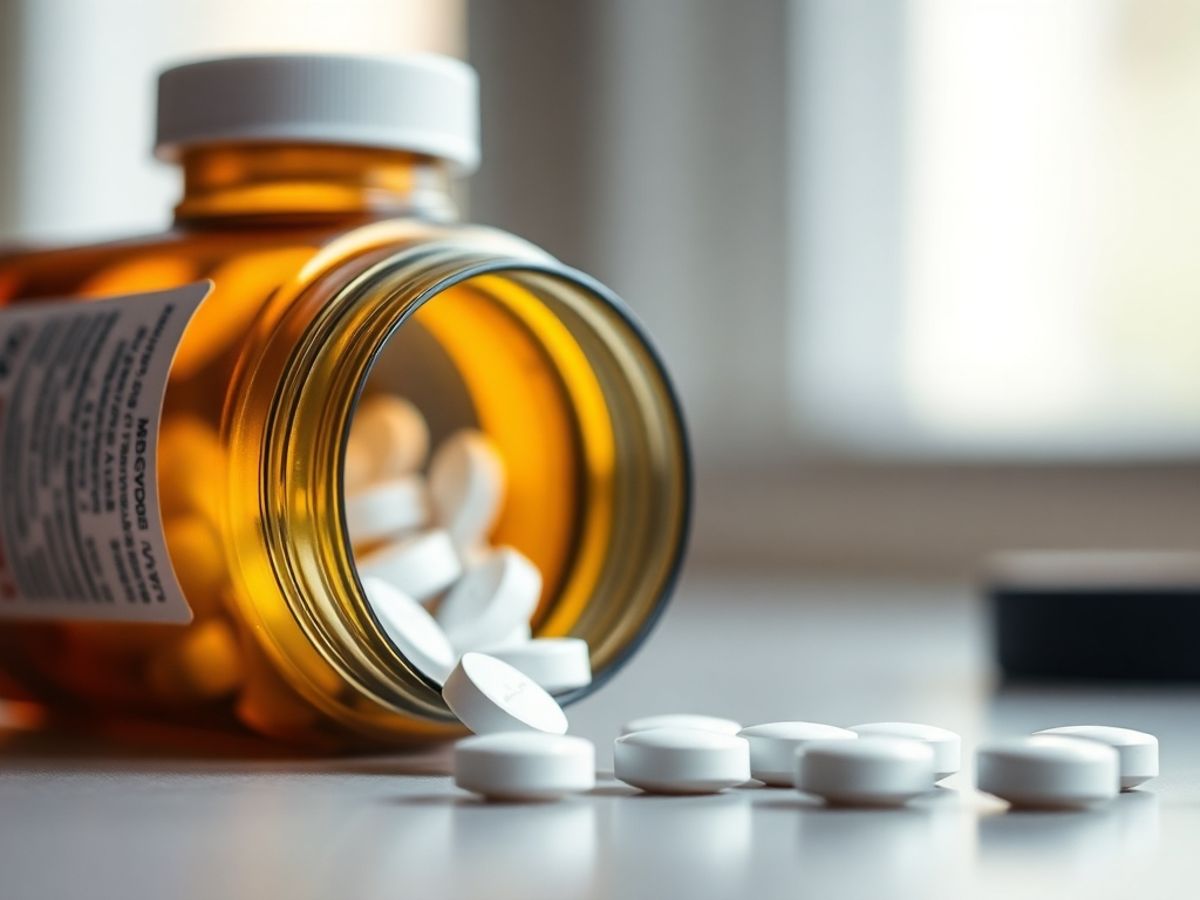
xmin=238 ymin=236 xmax=692 ymax=739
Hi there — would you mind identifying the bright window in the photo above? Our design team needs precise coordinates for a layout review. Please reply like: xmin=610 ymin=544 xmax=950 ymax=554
xmin=792 ymin=0 xmax=1200 ymax=458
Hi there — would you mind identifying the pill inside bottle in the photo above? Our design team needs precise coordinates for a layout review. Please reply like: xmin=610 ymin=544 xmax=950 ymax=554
xmin=338 ymin=300 xmax=578 ymax=687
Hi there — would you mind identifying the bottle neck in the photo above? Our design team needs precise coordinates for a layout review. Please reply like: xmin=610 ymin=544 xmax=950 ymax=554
xmin=173 ymin=143 xmax=458 ymax=224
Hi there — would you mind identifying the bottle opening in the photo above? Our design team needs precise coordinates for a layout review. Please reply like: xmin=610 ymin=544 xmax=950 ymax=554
xmin=338 ymin=263 xmax=690 ymax=705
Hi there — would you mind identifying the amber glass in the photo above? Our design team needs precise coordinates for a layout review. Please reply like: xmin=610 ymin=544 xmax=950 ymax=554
xmin=0 ymin=143 xmax=690 ymax=748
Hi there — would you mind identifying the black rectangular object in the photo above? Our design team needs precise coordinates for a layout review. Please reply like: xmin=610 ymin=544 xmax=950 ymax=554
xmin=988 ymin=551 xmax=1200 ymax=682
xmin=992 ymin=587 xmax=1200 ymax=681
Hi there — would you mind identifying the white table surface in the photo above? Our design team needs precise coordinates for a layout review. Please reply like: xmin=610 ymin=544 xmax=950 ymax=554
xmin=1 ymin=573 xmax=1196 ymax=899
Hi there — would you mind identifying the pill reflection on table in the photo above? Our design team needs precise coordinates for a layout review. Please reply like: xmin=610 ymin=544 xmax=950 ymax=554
xmin=450 ymin=790 xmax=597 ymax=897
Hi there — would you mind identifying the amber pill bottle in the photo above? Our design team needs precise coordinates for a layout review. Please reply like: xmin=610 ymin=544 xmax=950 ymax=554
xmin=0 ymin=55 xmax=690 ymax=748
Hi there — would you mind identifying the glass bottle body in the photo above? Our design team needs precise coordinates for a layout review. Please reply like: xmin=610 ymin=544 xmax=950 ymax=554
xmin=0 ymin=145 xmax=690 ymax=747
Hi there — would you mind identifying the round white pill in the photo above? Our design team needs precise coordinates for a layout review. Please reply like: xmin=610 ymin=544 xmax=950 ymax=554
xmin=848 ymin=722 xmax=962 ymax=781
xmin=454 ymin=732 xmax=596 ymax=801
xmin=356 ymin=529 xmax=461 ymax=602
xmin=346 ymin=394 xmax=430 ymax=487
xmin=620 ymin=714 xmax=742 ymax=737
xmin=443 ymin=652 xmax=568 ymax=736
xmin=361 ymin=577 xmax=456 ymax=682
xmin=976 ymin=735 xmax=1119 ymax=809
xmin=429 ymin=429 xmax=506 ymax=552
xmin=796 ymin=738 xmax=935 ymax=807
xmin=436 ymin=547 xmax=542 ymax=651
xmin=485 ymin=638 xmax=592 ymax=694
xmin=344 ymin=476 xmax=428 ymax=546
xmin=737 ymin=722 xmax=858 ymax=786
xmin=614 ymin=727 xmax=750 ymax=794
xmin=1033 ymin=725 xmax=1158 ymax=790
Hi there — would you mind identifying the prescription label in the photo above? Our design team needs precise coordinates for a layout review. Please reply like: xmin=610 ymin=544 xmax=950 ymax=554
xmin=0 ymin=282 xmax=210 ymax=623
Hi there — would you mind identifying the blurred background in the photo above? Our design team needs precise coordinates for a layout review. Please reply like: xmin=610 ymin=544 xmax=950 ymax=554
xmin=1 ymin=0 xmax=1197 ymax=579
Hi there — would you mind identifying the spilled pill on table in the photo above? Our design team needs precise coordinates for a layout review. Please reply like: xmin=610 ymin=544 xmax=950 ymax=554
xmin=796 ymin=737 xmax=935 ymax=807
xmin=1032 ymin=725 xmax=1158 ymax=790
xmin=737 ymin=721 xmax=858 ymax=786
xmin=454 ymin=732 xmax=596 ymax=801
xmin=848 ymin=722 xmax=962 ymax=781
xmin=614 ymin=727 xmax=751 ymax=794
xmin=976 ymin=736 xmax=1119 ymax=810
xmin=620 ymin=714 xmax=742 ymax=737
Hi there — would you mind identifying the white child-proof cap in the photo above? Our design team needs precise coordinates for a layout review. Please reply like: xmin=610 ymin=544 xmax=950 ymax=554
xmin=154 ymin=53 xmax=480 ymax=173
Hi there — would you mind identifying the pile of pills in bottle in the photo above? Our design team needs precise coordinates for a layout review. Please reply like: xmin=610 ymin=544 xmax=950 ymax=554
xmin=343 ymin=392 xmax=593 ymax=695
xmin=436 ymin=653 xmax=1158 ymax=806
